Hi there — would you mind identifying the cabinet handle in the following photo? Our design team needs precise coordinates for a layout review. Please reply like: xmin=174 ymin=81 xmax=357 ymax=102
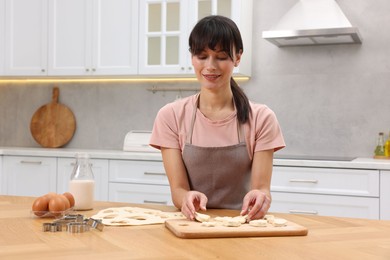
xmin=143 ymin=200 xmax=167 ymax=205
xmin=181 ymin=67 xmax=185 ymax=70
xmin=86 ymin=68 xmax=90 ymax=72
xmin=92 ymin=68 xmax=96 ymax=72
xmin=188 ymin=67 xmax=192 ymax=70
xmin=289 ymin=209 xmax=318 ymax=215
xmin=289 ymin=179 xmax=318 ymax=183
xmin=144 ymin=172 xmax=165 ymax=176
xmin=41 ymin=69 xmax=45 ymax=72
xmin=20 ymin=160 xmax=42 ymax=165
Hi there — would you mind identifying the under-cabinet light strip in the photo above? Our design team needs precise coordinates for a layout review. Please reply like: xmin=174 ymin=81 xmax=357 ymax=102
xmin=0 ymin=77 xmax=250 ymax=84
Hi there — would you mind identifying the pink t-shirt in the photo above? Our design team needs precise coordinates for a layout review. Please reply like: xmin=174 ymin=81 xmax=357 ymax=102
xmin=150 ymin=94 xmax=285 ymax=160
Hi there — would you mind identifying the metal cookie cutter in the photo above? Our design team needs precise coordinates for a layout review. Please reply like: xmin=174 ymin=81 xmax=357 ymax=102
xmin=67 ymin=222 xmax=90 ymax=233
xmin=43 ymin=222 xmax=63 ymax=232
xmin=86 ymin=218 xmax=104 ymax=231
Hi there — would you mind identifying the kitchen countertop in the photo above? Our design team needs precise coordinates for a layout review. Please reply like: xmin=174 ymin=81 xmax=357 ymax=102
xmin=1 ymin=146 xmax=390 ymax=170
xmin=1 ymin=195 xmax=389 ymax=259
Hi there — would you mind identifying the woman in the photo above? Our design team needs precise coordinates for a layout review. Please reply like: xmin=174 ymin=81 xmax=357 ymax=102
xmin=150 ymin=15 xmax=285 ymax=221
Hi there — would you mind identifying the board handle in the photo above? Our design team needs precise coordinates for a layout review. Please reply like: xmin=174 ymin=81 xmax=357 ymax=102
xmin=52 ymin=87 xmax=59 ymax=103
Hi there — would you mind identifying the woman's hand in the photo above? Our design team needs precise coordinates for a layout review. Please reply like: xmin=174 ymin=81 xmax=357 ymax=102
xmin=181 ymin=191 xmax=208 ymax=220
xmin=240 ymin=189 xmax=271 ymax=220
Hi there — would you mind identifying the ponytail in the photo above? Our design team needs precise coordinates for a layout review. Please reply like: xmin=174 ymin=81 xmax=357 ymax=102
xmin=231 ymin=77 xmax=251 ymax=124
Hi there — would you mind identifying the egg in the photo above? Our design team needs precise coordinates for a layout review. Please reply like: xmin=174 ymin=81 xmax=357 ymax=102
xmin=63 ymin=192 xmax=75 ymax=208
xmin=58 ymin=194 xmax=71 ymax=210
xmin=43 ymin=192 xmax=57 ymax=200
xmin=48 ymin=195 xmax=66 ymax=216
xmin=32 ymin=196 xmax=50 ymax=216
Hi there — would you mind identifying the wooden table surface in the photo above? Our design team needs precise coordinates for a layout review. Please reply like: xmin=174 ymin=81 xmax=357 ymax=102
xmin=1 ymin=195 xmax=390 ymax=259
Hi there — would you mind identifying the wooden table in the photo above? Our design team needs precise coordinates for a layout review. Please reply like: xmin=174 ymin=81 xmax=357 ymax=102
xmin=1 ymin=195 xmax=390 ymax=259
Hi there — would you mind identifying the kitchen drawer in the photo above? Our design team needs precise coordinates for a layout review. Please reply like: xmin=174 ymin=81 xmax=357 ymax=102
xmin=109 ymin=183 xmax=172 ymax=206
xmin=2 ymin=156 xmax=57 ymax=196
xmin=271 ymin=166 xmax=379 ymax=197
xmin=109 ymin=160 xmax=168 ymax=185
xmin=270 ymin=192 xmax=380 ymax=220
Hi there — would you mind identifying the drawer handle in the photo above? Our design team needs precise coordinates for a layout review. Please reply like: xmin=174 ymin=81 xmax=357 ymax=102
xmin=289 ymin=209 xmax=318 ymax=215
xmin=144 ymin=172 xmax=165 ymax=176
xmin=289 ymin=179 xmax=318 ymax=183
xmin=20 ymin=160 xmax=42 ymax=165
xmin=143 ymin=200 xmax=167 ymax=205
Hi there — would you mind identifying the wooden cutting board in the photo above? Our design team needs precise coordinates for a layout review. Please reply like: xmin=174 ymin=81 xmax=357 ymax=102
xmin=165 ymin=218 xmax=308 ymax=239
xmin=30 ymin=87 xmax=76 ymax=148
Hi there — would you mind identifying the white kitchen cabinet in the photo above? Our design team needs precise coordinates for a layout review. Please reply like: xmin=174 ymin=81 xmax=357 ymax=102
xmin=270 ymin=192 xmax=379 ymax=220
xmin=380 ymin=170 xmax=390 ymax=220
xmin=57 ymin=157 xmax=109 ymax=201
xmin=1 ymin=156 xmax=57 ymax=196
xmin=4 ymin=0 xmax=48 ymax=75
xmin=109 ymin=159 xmax=172 ymax=205
xmin=138 ymin=0 xmax=252 ymax=76
xmin=269 ymin=166 xmax=380 ymax=219
xmin=0 ymin=0 xmax=5 ymax=75
xmin=48 ymin=0 xmax=138 ymax=76
xmin=109 ymin=183 xmax=172 ymax=205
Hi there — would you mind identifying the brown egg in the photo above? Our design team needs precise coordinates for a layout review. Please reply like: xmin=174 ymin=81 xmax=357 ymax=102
xmin=58 ymin=194 xmax=71 ymax=210
xmin=63 ymin=192 xmax=75 ymax=208
xmin=48 ymin=195 xmax=66 ymax=216
xmin=32 ymin=196 xmax=50 ymax=216
xmin=43 ymin=192 xmax=57 ymax=200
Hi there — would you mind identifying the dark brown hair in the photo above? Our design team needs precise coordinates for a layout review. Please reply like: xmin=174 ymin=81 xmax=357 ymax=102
xmin=189 ymin=15 xmax=251 ymax=124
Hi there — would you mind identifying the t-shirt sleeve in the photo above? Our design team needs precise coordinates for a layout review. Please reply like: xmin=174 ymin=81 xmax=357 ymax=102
xmin=149 ymin=104 xmax=181 ymax=150
xmin=253 ymin=106 xmax=285 ymax=152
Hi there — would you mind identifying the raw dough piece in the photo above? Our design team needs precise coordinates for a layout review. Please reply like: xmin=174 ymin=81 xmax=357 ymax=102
xmin=201 ymin=221 xmax=217 ymax=227
xmin=194 ymin=212 xmax=211 ymax=222
xmin=273 ymin=218 xmax=287 ymax=227
xmin=222 ymin=220 xmax=242 ymax=227
xmin=232 ymin=215 xmax=247 ymax=224
xmin=214 ymin=216 xmax=232 ymax=222
xmin=249 ymin=219 xmax=268 ymax=227
xmin=264 ymin=214 xmax=275 ymax=224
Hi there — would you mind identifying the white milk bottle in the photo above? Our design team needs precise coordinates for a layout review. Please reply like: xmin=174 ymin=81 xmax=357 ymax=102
xmin=69 ymin=153 xmax=95 ymax=210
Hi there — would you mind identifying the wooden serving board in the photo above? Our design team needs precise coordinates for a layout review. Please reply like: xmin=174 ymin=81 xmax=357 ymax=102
xmin=30 ymin=87 xmax=76 ymax=148
xmin=165 ymin=219 xmax=308 ymax=239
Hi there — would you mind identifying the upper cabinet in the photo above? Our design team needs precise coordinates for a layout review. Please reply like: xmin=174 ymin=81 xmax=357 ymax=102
xmin=138 ymin=0 xmax=252 ymax=76
xmin=1 ymin=0 xmax=252 ymax=77
xmin=48 ymin=0 xmax=138 ymax=76
xmin=4 ymin=0 xmax=48 ymax=76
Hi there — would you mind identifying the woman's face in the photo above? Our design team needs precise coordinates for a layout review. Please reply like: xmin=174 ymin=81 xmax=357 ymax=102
xmin=191 ymin=46 xmax=241 ymax=90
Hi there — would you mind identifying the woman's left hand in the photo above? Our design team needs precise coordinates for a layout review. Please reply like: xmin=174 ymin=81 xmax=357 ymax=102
xmin=240 ymin=189 xmax=271 ymax=220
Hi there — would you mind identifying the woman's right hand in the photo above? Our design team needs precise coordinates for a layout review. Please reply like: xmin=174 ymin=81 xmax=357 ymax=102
xmin=181 ymin=191 xmax=208 ymax=220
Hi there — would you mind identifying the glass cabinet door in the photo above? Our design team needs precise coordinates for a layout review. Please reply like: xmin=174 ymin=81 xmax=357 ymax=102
xmin=139 ymin=0 xmax=188 ymax=75
xmin=139 ymin=0 xmax=240 ymax=76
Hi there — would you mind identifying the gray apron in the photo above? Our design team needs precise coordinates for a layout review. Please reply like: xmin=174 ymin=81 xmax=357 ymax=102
xmin=182 ymin=97 xmax=252 ymax=209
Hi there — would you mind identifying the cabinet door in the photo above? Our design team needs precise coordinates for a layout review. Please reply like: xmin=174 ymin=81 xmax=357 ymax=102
xmin=139 ymin=0 xmax=190 ymax=75
xmin=2 ymin=156 xmax=57 ymax=196
xmin=271 ymin=166 xmax=379 ymax=197
xmin=0 ymin=0 xmax=4 ymax=75
xmin=4 ymin=0 xmax=48 ymax=75
xmin=380 ymin=170 xmax=390 ymax=220
xmin=92 ymin=0 xmax=138 ymax=75
xmin=57 ymin=158 xmax=109 ymax=201
xmin=48 ymin=0 xmax=92 ymax=75
xmin=270 ymin=192 xmax=380 ymax=220
xmin=109 ymin=183 xmax=172 ymax=205
xmin=109 ymin=159 xmax=168 ymax=185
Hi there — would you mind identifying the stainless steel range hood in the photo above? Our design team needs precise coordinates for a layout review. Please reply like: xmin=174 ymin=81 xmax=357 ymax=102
xmin=262 ymin=0 xmax=362 ymax=47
